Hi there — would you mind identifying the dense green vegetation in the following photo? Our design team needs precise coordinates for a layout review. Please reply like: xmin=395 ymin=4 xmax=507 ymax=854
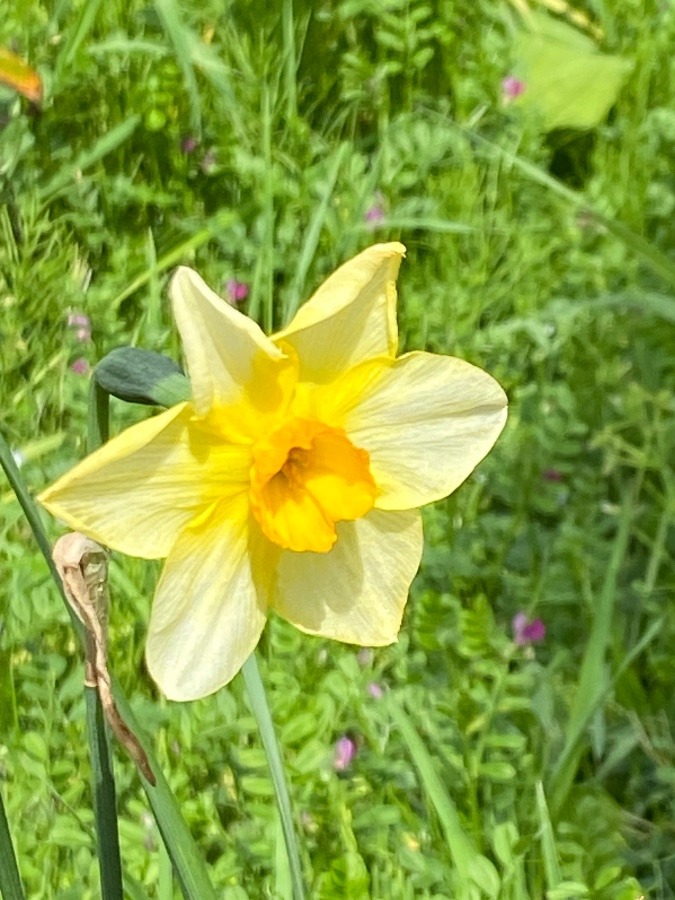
xmin=1 ymin=0 xmax=674 ymax=896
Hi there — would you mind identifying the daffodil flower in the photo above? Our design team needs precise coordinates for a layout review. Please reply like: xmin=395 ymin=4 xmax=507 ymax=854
xmin=39 ymin=243 xmax=507 ymax=700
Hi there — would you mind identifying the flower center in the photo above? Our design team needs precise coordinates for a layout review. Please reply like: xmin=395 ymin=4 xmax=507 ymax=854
xmin=249 ymin=418 xmax=376 ymax=553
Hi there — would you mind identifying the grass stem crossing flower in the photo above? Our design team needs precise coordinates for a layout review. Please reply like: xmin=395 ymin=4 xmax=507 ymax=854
xmin=39 ymin=244 xmax=507 ymax=700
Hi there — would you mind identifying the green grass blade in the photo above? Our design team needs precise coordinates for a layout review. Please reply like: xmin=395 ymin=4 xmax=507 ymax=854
xmin=0 ymin=786 xmax=24 ymax=900
xmin=386 ymin=693 xmax=499 ymax=893
xmin=281 ymin=0 xmax=298 ymax=122
xmin=0 ymin=431 xmax=123 ymax=900
xmin=549 ymin=485 xmax=636 ymax=812
xmin=535 ymin=781 xmax=562 ymax=890
xmin=465 ymin=129 xmax=675 ymax=290
xmin=153 ymin=0 xmax=202 ymax=134
xmin=38 ymin=116 xmax=141 ymax=204
xmin=109 ymin=211 xmax=236 ymax=311
xmin=354 ymin=216 xmax=477 ymax=236
xmin=57 ymin=0 xmax=105 ymax=71
xmin=241 ymin=654 xmax=306 ymax=900
xmin=283 ymin=143 xmax=349 ymax=322
xmin=261 ymin=85 xmax=275 ymax=334
xmin=111 ymin=688 xmax=219 ymax=900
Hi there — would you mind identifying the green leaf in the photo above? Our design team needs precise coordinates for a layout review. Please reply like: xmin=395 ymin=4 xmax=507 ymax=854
xmin=513 ymin=12 xmax=633 ymax=131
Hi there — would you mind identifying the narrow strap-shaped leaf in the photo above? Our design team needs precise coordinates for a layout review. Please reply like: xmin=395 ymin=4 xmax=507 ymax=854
xmin=548 ymin=483 xmax=637 ymax=811
xmin=85 ymin=687 xmax=124 ymax=898
xmin=242 ymin=654 xmax=306 ymax=900
xmin=462 ymin=126 xmax=675 ymax=291
xmin=110 ymin=687 xmax=218 ymax=900
xmin=386 ymin=693 xmax=500 ymax=895
xmin=0 ymin=785 xmax=24 ymax=900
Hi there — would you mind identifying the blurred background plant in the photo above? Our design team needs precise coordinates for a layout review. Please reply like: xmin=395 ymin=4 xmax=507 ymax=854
xmin=0 ymin=0 xmax=673 ymax=896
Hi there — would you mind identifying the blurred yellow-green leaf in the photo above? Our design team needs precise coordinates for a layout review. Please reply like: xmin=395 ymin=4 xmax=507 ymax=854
xmin=512 ymin=12 xmax=633 ymax=130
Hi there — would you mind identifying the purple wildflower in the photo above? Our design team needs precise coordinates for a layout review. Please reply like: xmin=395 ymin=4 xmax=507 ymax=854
xmin=367 ymin=682 xmax=384 ymax=700
xmin=364 ymin=193 xmax=386 ymax=228
xmin=226 ymin=279 xmax=249 ymax=304
xmin=180 ymin=135 xmax=199 ymax=154
xmin=502 ymin=76 xmax=526 ymax=102
xmin=512 ymin=612 xmax=546 ymax=646
xmin=333 ymin=736 xmax=357 ymax=772
xmin=70 ymin=358 xmax=90 ymax=376
xmin=67 ymin=312 xmax=91 ymax=343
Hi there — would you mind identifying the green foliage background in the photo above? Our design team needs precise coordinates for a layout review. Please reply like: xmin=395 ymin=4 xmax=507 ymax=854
xmin=1 ymin=0 xmax=674 ymax=896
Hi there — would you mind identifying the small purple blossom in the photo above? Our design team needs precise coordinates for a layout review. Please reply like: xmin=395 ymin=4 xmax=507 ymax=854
xmin=512 ymin=612 xmax=546 ymax=646
xmin=502 ymin=76 xmax=526 ymax=102
xmin=226 ymin=279 xmax=249 ymax=304
xmin=356 ymin=647 xmax=374 ymax=667
xmin=364 ymin=204 xmax=385 ymax=225
xmin=67 ymin=312 xmax=91 ymax=343
xmin=333 ymin=736 xmax=357 ymax=771
xmin=180 ymin=135 xmax=199 ymax=155
xmin=367 ymin=682 xmax=384 ymax=699
xmin=364 ymin=192 xmax=386 ymax=228
xmin=70 ymin=358 xmax=90 ymax=375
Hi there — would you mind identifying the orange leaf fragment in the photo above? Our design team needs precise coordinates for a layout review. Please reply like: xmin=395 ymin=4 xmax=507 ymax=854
xmin=0 ymin=47 xmax=43 ymax=104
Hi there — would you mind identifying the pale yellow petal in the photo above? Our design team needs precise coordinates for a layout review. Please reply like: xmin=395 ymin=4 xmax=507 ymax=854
xmin=274 ymin=243 xmax=405 ymax=383
xmin=38 ymin=403 xmax=251 ymax=559
xmin=273 ymin=508 xmax=422 ymax=645
xmin=343 ymin=352 xmax=508 ymax=509
xmin=171 ymin=266 xmax=284 ymax=415
xmin=146 ymin=496 xmax=267 ymax=700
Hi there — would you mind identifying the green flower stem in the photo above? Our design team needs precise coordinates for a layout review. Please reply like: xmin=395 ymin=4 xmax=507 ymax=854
xmin=88 ymin=378 xmax=110 ymax=446
xmin=241 ymin=654 xmax=306 ymax=900
xmin=85 ymin=687 xmax=124 ymax=899
xmin=0 ymin=429 xmax=124 ymax=900
xmin=88 ymin=374 xmax=218 ymax=898
xmin=0 ymin=785 xmax=25 ymax=900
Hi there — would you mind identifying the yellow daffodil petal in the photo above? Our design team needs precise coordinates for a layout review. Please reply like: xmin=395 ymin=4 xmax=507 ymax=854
xmin=273 ymin=508 xmax=423 ymax=644
xmin=171 ymin=266 xmax=286 ymax=416
xmin=273 ymin=242 xmax=405 ymax=383
xmin=309 ymin=351 xmax=507 ymax=510
xmin=146 ymin=496 xmax=266 ymax=700
xmin=38 ymin=403 xmax=222 ymax=559
xmin=348 ymin=352 xmax=507 ymax=509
